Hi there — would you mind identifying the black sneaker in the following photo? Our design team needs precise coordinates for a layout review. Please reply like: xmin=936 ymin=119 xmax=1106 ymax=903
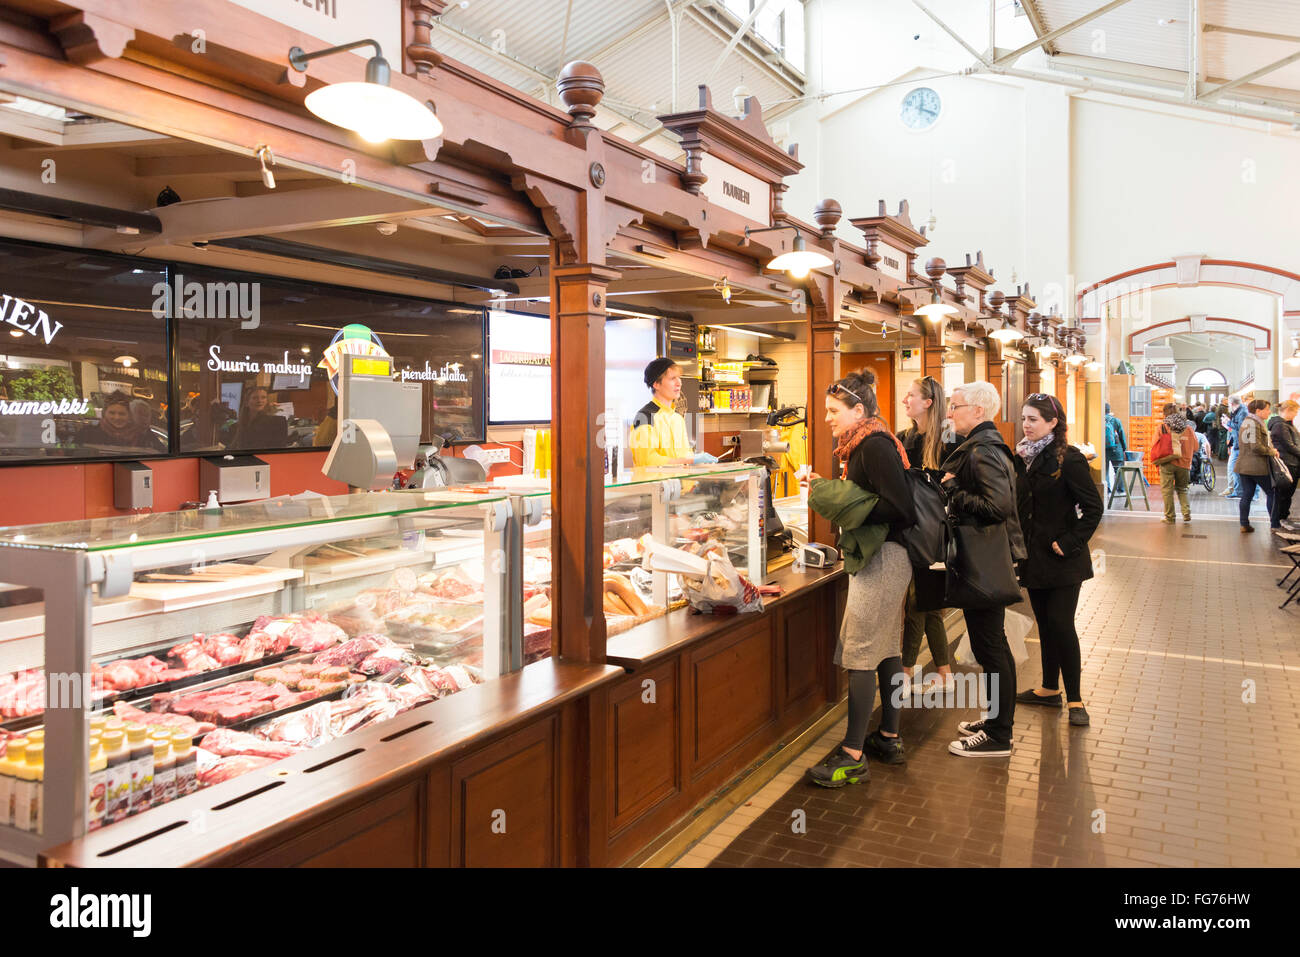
xmin=1015 ymin=689 xmax=1063 ymax=708
xmin=957 ymin=717 xmax=989 ymax=736
xmin=1069 ymin=706 xmax=1090 ymax=727
xmin=948 ymin=730 xmax=1012 ymax=757
xmin=864 ymin=729 xmax=905 ymax=765
xmin=806 ymin=746 xmax=867 ymax=788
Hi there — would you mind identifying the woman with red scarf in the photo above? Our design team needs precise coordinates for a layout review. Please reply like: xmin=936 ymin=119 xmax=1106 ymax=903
xmin=803 ymin=370 xmax=917 ymax=787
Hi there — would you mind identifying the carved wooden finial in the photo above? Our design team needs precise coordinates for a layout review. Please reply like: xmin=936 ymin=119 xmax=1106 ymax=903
xmin=987 ymin=289 xmax=1005 ymax=313
xmin=406 ymin=1 xmax=449 ymax=75
xmin=813 ymin=199 xmax=843 ymax=239
xmin=924 ymin=257 xmax=947 ymax=281
xmin=557 ymin=61 xmax=605 ymax=131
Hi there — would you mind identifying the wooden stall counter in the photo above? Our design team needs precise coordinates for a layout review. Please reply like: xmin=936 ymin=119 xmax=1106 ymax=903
xmin=41 ymin=658 xmax=624 ymax=869
xmin=591 ymin=562 xmax=848 ymax=866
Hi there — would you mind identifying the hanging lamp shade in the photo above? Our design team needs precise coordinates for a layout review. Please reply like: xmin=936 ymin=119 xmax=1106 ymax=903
xmin=766 ymin=233 xmax=832 ymax=279
xmin=988 ymin=318 xmax=1024 ymax=343
xmin=297 ymin=49 xmax=442 ymax=142
xmin=914 ymin=289 xmax=959 ymax=321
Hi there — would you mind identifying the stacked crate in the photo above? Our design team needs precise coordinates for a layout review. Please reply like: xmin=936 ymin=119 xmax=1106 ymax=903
xmin=1133 ymin=388 xmax=1175 ymax=485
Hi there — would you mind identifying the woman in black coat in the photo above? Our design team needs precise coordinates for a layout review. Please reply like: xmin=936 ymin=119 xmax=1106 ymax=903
xmin=1013 ymin=393 xmax=1103 ymax=727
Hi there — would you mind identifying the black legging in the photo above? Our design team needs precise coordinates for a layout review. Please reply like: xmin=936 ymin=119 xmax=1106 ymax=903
xmin=843 ymin=657 xmax=904 ymax=751
xmin=1028 ymin=584 xmax=1083 ymax=701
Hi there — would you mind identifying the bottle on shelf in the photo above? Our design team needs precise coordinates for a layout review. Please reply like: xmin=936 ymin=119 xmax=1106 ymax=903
xmin=103 ymin=729 xmax=130 ymax=823
xmin=0 ymin=737 xmax=27 ymax=828
xmin=26 ymin=743 xmax=43 ymax=834
xmin=87 ymin=735 xmax=106 ymax=832
xmin=126 ymin=723 xmax=153 ymax=813
xmin=11 ymin=740 xmax=36 ymax=832
xmin=150 ymin=732 xmax=175 ymax=807
xmin=171 ymin=732 xmax=197 ymax=797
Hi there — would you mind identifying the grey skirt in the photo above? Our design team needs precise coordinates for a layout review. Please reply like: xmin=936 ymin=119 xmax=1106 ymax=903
xmin=834 ymin=541 xmax=912 ymax=671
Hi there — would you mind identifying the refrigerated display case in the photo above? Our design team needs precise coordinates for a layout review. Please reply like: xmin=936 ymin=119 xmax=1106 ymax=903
xmin=0 ymin=489 xmax=512 ymax=864
xmin=510 ymin=464 xmax=766 ymax=651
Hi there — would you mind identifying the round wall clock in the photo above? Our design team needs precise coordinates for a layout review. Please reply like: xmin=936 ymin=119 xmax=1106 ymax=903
xmin=900 ymin=87 xmax=942 ymax=131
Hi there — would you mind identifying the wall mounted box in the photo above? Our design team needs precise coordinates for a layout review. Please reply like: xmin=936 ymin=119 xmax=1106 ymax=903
xmin=200 ymin=454 xmax=270 ymax=503
xmin=112 ymin=462 xmax=153 ymax=510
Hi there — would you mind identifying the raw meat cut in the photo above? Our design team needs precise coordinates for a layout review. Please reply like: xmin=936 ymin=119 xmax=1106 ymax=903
xmin=198 ymin=728 xmax=299 ymax=759
xmin=313 ymin=634 xmax=392 ymax=669
xmin=112 ymin=700 xmax=215 ymax=736
xmin=248 ymin=614 xmax=346 ymax=653
xmin=198 ymin=754 xmax=278 ymax=786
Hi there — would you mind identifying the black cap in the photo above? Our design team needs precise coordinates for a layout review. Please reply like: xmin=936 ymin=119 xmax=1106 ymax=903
xmin=644 ymin=357 xmax=677 ymax=389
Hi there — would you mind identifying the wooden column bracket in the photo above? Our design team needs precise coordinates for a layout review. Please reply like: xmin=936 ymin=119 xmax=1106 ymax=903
xmin=405 ymin=0 xmax=449 ymax=76
xmin=51 ymin=11 xmax=135 ymax=64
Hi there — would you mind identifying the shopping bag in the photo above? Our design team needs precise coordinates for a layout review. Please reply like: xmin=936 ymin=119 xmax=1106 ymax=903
xmin=642 ymin=540 xmax=763 ymax=615
xmin=952 ymin=629 xmax=972 ymax=665
xmin=1005 ymin=610 xmax=1033 ymax=665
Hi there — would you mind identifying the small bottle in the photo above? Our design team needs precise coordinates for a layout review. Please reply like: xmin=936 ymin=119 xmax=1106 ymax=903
xmin=171 ymin=732 xmax=197 ymax=796
xmin=150 ymin=732 xmax=175 ymax=807
xmin=11 ymin=741 xmax=36 ymax=832
xmin=125 ymin=724 xmax=152 ymax=813
xmin=25 ymin=743 xmax=43 ymax=834
xmin=0 ymin=738 xmax=27 ymax=828
xmin=102 ymin=730 xmax=130 ymax=823
xmin=87 ymin=735 xmax=107 ymax=832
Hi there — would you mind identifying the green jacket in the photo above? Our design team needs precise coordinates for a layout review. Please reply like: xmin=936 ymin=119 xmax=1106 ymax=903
xmin=808 ymin=477 xmax=887 ymax=575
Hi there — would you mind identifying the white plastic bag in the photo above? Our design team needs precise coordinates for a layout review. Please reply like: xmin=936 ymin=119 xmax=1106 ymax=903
xmin=1005 ymin=610 xmax=1033 ymax=665
xmin=644 ymin=541 xmax=762 ymax=615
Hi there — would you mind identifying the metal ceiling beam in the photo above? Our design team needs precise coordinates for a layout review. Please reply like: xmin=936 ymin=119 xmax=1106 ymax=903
xmin=993 ymin=0 xmax=1138 ymax=66
xmin=1204 ymin=24 xmax=1300 ymax=44
xmin=1017 ymin=0 xmax=1058 ymax=56
xmin=704 ymin=0 xmax=771 ymax=84
xmin=1187 ymin=0 xmax=1202 ymax=101
xmin=686 ymin=5 xmax=806 ymax=90
xmin=912 ymin=1 xmax=990 ymax=67
xmin=1198 ymin=48 xmax=1300 ymax=102
xmin=1045 ymin=52 xmax=1300 ymax=112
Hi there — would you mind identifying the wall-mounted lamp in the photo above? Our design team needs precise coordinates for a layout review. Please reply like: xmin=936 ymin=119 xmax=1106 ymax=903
xmin=744 ymin=225 xmax=832 ymax=279
xmin=289 ymin=40 xmax=442 ymax=142
xmin=254 ymin=145 xmax=276 ymax=189
xmin=901 ymin=258 xmax=959 ymax=322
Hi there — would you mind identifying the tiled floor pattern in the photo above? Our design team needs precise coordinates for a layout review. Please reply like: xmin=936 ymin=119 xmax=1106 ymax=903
xmin=1108 ymin=472 xmax=1274 ymax=519
xmin=670 ymin=512 xmax=1300 ymax=868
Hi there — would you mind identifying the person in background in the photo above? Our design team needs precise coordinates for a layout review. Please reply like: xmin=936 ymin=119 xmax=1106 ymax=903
xmin=1234 ymin=398 xmax=1279 ymax=533
xmin=232 ymin=385 xmax=289 ymax=449
xmin=1223 ymin=396 xmax=1247 ymax=498
xmin=1152 ymin=403 xmax=1198 ymax=525
xmin=1013 ymin=394 xmax=1103 ymax=727
xmin=77 ymin=392 xmax=150 ymax=451
xmin=941 ymin=381 xmax=1026 ymax=757
xmin=127 ymin=398 xmax=166 ymax=452
xmin=1104 ymin=402 xmax=1127 ymax=493
xmin=314 ymin=401 xmax=339 ymax=447
xmin=897 ymin=375 xmax=958 ymax=691
xmin=1204 ymin=403 xmax=1223 ymax=460
xmin=1192 ymin=404 xmax=1208 ymax=434
xmin=1268 ymin=400 xmax=1300 ymax=531
xmin=804 ymin=370 xmax=916 ymax=785
xmin=630 ymin=358 xmax=717 ymax=467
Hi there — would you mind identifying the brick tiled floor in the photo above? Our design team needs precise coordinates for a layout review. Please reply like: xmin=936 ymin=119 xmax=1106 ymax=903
xmin=672 ymin=512 xmax=1300 ymax=868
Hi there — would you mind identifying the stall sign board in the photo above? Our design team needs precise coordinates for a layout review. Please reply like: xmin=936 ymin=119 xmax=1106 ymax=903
xmin=228 ymin=0 xmax=401 ymax=63
xmin=876 ymin=242 xmax=909 ymax=283
xmin=1129 ymin=385 xmax=1152 ymax=418
xmin=699 ymin=154 xmax=770 ymax=224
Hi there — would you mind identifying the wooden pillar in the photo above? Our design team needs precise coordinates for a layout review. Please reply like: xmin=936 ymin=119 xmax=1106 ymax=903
xmin=808 ymin=297 xmax=846 ymax=547
xmin=987 ymin=338 xmax=1006 ymax=403
xmin=1026 ymin=352 xmax=1042 ymax=397
xmin=550 ymin=256 xmax=620 ymax=663
xmin=918 ymin=322 xmax=945 ymax=385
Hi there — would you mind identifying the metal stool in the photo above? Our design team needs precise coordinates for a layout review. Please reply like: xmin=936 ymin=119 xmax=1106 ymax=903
xmin=1280 ymin=544 xmax=1300 ymax=610
xmin=1107 ymin=464 xmax=1150 ymax=511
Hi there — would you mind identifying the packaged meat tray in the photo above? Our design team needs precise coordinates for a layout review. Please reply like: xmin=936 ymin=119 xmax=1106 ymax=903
xmin=383 ymin=602 xmax=484 ymax=648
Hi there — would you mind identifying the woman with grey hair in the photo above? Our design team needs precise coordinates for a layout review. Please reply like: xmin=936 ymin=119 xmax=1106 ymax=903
xmin=940 ymin=381 xmax=1026 ymax=757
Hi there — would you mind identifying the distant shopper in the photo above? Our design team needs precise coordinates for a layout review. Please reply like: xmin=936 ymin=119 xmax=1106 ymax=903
xmin=77 ymin=392 xmax=156 ymax=452
xmin=630 ymin=358 xmax=717 ymax=467
xmin=1192 ymin=404 xmax=1208 ymax=434
xmin=1151 ymin=403 xmax=1198 ymax=524
xmin=1223 ymin=397 xmax=1247 ymax=498
xmin=232 ymin=385 xmax=289 ymax=449
xmin=1013 ymin=394 xmax=1103 ymax=727
xmin=1205 ymin=404 xmax=1224 ymax=459
xmin=1267 ymin=400 xmax=1299 ymax=530
xmin=941 ymin=381 xmax=1026 ymax=757
xmin=804 ymin=370 xmax=916 ymax=786
xmin=1234 ymin=399 xmax=1279 ymax=533
xmin=1104 ymin=403 xmax=1127 ymax=493
xmin=897 ymin=375 xmax=958 ymax=690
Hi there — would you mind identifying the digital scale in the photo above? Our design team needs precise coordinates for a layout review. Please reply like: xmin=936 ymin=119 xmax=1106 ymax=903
xmin=323 ymin=354 xmax=422 ymax=490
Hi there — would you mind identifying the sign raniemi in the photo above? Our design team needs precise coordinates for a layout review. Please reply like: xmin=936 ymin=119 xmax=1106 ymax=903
xmin=0 ymin=292 xmax=63 ymax=345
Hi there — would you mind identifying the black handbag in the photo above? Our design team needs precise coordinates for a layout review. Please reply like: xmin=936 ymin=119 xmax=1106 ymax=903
xmin=900 ymin=469 xmax=951 ymax=569
xmin=944 ymin=521 xmax=1021 ymax=609
xmin=1270 ymin=454 xmax=1294 ymax=488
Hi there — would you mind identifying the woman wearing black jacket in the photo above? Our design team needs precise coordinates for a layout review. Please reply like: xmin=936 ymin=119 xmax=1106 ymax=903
xmin=1013 ymin=394 xmax=1103 ymax=727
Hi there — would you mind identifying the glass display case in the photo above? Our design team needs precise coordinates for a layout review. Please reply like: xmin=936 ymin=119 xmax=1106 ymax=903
xmin=0 ymin=489 xmax=512 ymax=864
xmin=511 ymin=464 xmax=766 ymax=648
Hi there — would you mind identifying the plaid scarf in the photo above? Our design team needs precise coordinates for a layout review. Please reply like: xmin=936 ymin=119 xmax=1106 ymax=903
xmin=1016 ymin=433 xmax=1055 ymax=469
xmin=834 ymin=416 xmax=911 ymax=469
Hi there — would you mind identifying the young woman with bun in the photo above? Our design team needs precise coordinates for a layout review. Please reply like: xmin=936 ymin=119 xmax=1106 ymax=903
xmin=1013 ymin=393 xmax=1103 ymax=727
xmin=803 ymin=369 xmax=916 ymax=787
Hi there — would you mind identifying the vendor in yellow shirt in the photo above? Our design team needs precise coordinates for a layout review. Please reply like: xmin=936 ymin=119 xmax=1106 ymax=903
xmin=630 ymin=358 xmax=718 ymax=467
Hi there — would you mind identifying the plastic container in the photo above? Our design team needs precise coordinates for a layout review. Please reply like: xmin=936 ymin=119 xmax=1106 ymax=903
xmin=150 ymin=732 xmax=175 ymax=807
xmin=126 ymin=723 xmax=152 ymax=813
xmin=103 ymin=730 xmax=130 ymax=823
xmin=171 ymin=732 xmax=197 ymax=797
xmin=87 ymin=736 xmax=107 ymax=832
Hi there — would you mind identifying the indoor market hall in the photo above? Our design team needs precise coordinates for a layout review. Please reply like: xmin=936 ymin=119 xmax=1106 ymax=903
xmin=0 ymin=0 xmax=1294 ymax=931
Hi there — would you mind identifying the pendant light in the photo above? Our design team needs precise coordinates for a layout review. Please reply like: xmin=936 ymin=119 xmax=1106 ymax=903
xmin=289 ymin=40 xmax=443 ymax=142
xmin=745 ymin=225 xmax=833 ymax=279
xmin=913 ymin=289 xmax=959 ymax=321
xmin=988 ymin=317 xmax=1024 ymax=343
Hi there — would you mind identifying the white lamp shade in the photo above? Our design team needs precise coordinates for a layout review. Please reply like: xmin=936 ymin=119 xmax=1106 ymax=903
xmin=305 ymin=81 xmax=443 ymax=142
xmin=767 ymin=247 xmax=832 ymax=278
xmin=988 ymin=325 xmax=1024 ymax=343
xmin=914 ymin=301 xmax=959 ymax=320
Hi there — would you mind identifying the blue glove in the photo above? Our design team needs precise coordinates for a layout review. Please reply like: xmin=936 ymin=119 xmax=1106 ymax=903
xmin=693 ymin=451 xmax=718 ymax=465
